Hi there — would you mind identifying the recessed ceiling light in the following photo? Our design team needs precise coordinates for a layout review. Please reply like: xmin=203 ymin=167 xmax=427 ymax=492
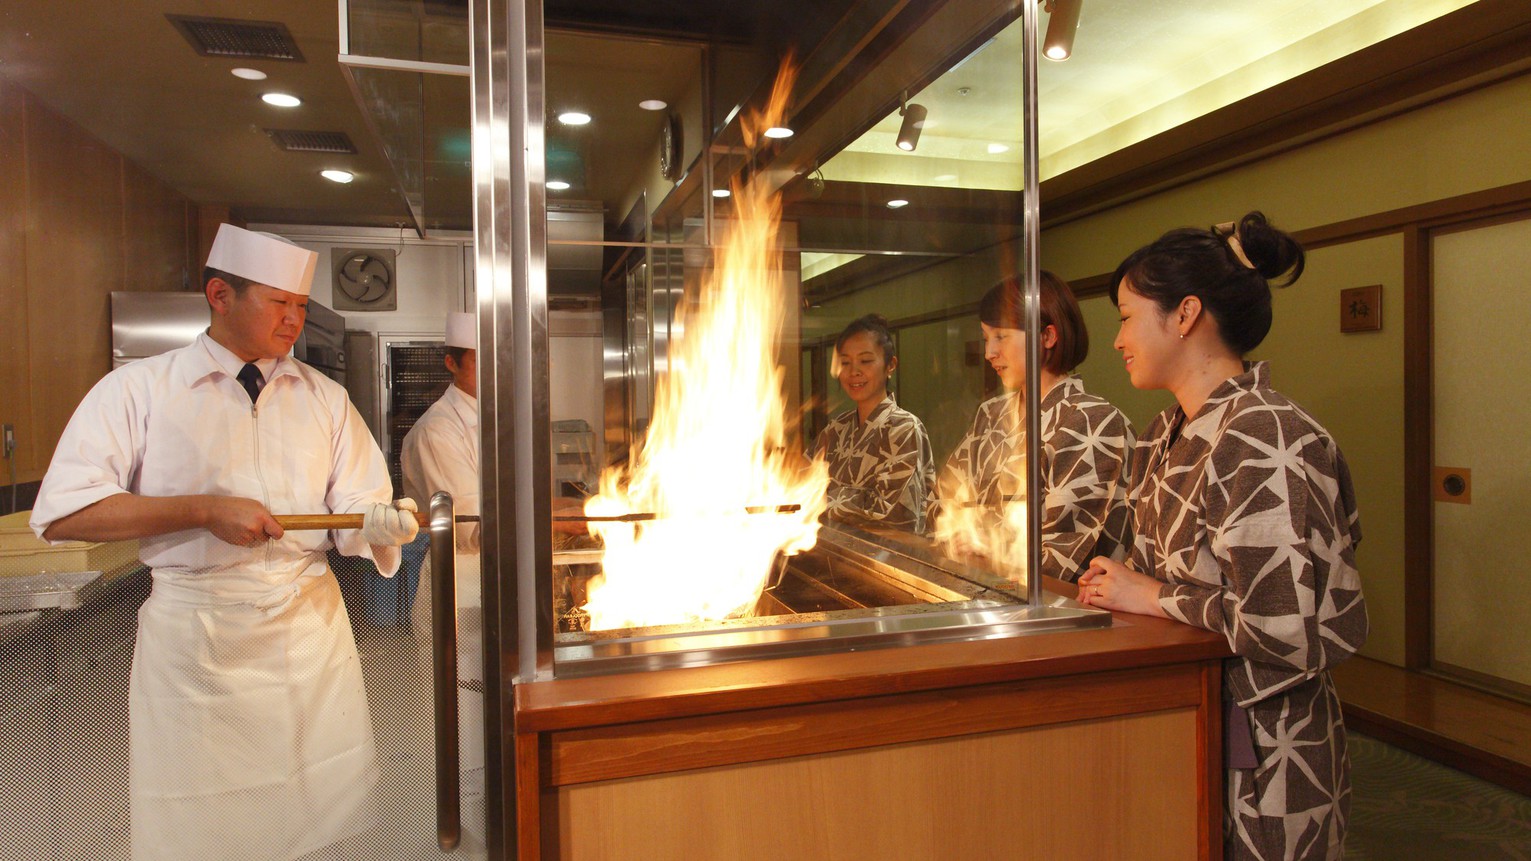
xmin=638 ymin=99 xmax=668 ymax=111
xmin=558 ymin=111 xmax=591 ymax=126
xmin=231 ymin=67 xmax=267 ymax=81
xmin=987 ymin=143 xmax=1010 ymax=155
xmin=320 ymin=169 xmax=354 ymax=184
xmin=262 ymin=92 xmax=301 ymax=108
xmin=711 ymin=189 xmax=731 ymax=198
xmin=763 ymin=126 xmax=794 ymax=139
xmin=934 ymin=174 xmax=958 ymax=182
xmin=547 ymin=180 xmax=571 ymax=191
xmin=886 ymin=199 xmax=909 ymax=209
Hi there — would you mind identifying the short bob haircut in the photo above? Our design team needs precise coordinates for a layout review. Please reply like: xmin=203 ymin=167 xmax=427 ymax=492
xmin=978 ymin=270 xmax=1088 ymax=375
xmin=1109 ymin=211 xmax=1304 ymax=355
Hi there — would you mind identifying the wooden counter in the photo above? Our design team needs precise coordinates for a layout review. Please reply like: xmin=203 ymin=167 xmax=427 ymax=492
xmin=512 ymin=580 xmax=1231 ymax=860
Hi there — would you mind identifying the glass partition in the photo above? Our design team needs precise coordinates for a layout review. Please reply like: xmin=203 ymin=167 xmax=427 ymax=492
xmin=530 ymin=0 xmax=1108 ymax=677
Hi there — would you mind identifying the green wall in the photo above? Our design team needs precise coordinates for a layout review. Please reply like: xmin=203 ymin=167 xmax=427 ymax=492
xmin=804 ymin=71 xmax=1531 ymax=668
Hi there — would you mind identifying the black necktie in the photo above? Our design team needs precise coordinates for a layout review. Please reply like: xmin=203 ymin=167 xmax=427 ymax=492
xmin=237 ymin=363 xmax=265 ymax=404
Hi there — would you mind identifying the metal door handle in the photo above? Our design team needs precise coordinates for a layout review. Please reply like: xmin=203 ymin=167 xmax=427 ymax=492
xmin=427 ymin=491 xmax=461 ymax=851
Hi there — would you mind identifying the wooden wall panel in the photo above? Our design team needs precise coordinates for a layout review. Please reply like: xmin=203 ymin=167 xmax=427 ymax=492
xmin=23 ymin=96 xmax=125 ymax=477
xmin=122 ymin=159 xmax=191 ymax=293
xmin=557 ymin=709 xmax=1201 ymax=861
xmin=0 ymin=87 xmax=193 ymax=485
xmin=0 ymin=81 xmax=34 ymax=482
xmin=1 ymin=84 xmax=36 ymax=485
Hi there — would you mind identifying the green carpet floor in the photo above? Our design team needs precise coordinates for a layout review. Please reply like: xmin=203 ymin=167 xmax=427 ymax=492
xmin=1346 ymin=732 xmax=1531 ymax=860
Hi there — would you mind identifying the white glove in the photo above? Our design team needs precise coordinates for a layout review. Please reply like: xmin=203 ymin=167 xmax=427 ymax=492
xmin=362 ymin=498 xmax=419 ymax=546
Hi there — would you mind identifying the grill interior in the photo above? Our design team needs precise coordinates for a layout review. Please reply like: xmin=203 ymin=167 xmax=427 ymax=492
xmin=166 ymin=14 xmax=305 ymax=61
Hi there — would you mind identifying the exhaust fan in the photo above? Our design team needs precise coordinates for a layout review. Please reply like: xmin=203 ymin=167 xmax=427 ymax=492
xmin=332 ymin=248 xmax=398 ymax=311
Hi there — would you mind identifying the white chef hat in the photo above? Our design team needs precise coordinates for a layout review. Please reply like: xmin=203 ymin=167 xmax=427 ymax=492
xmin=206 ymin=224 xmax=319 ymax=297
xmin=445 ymin=311 xmax=476 ymax=349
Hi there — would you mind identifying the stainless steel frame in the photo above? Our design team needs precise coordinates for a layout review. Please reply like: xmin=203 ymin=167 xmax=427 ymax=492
xmin=469 ymin=0 xmax=1058 ymax=849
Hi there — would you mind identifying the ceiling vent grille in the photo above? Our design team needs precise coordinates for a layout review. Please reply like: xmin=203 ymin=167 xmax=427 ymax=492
xmin=264 ymin=129 xmax=358 ymax=154
xmin=166 ymin=15 xmax=305 ymax=62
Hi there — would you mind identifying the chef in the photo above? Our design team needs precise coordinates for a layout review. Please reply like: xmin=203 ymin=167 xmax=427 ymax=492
xmin=30 ymin=224 xmax=420 ymax=861
xmin=400 ymin=310 xmax=488 ymax=850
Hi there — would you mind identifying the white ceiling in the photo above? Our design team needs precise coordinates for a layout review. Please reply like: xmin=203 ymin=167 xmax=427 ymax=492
xmin=827 ymin=0 xmax=1478 ymax=191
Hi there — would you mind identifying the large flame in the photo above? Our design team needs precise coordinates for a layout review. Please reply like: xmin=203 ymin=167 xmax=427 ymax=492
xmin=579 ymin=61 xmax=829 ymax=631
xmin=930 ymin=471 xmax=1028 ymax=589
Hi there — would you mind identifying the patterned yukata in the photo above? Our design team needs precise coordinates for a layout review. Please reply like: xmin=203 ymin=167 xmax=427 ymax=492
xmin=939 ymin=375 xmax=1134 ymax=581
xmin=815 ymin=396 xmax=936 ymax=533
xmin=1128 ymin=362 xmax=1367 ymax=861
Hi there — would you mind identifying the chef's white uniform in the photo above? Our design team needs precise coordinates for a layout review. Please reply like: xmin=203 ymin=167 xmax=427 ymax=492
xmin=400 ymin=382 xmax=485 ymax=851
xmin=31 ymin=333 xmax=398 ymax=861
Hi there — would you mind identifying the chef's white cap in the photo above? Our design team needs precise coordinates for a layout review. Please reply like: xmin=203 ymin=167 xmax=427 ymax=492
xmin=206 ymin=224 xmax=319 ymax=297
xmin=445 ymin=312 xmax=476 ymax=349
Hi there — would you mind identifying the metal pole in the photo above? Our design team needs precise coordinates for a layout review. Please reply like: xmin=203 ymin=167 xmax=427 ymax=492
xmin=1021 ymin=0 xmax=1043 ymax=607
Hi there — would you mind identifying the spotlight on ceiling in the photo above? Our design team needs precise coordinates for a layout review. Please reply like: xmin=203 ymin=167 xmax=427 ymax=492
xmin=320 ymin=169 xmax=354 ymax=184
xmin=764 ymin=126 xmax=794 ymax=139
xmin=261 ymin=92 xmax=301 ymax=108
xmin=1043 ymin=0 xmax=1082 ymax=61
xmin=895 ymin=91 xmax=927 ymax=152
xmin=557 ymin=111 xmax=591 ymax=126
xmin=547 ymin=180 xmax=571 ymax=191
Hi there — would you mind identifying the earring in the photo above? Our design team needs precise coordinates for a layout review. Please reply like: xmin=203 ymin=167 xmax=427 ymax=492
xmin=1179 ymin=333 xmax=1185 ymax=340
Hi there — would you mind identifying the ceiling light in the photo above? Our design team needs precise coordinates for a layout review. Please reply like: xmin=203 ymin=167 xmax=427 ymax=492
xmin=711 ymin=189 xmax=731 ymax=198
xmin=231 ymin=67 xmax=267 ymax=81
xmin=547 ymin=180 xmax=571 ymax=191
xmin=1043 ymin=0 xmax=1083 ymax=61
xmin=896 ymin=101 xmax=927 ymax=152
xmin=987 ymin=143 xmax=1010 ymax=155
xmin=261 ymin=92 xmax=301 ymax=108
xmin=886 ymin=199 xmax=909 ymax=209
xmin=764 ymin=127 xmax=794 ymax=139
xmin=558 ymin=111 xmax=591 ymax=126
xmin=320 ymin=169 xmax=354 ymax=184
xmin=638 ymin=99 xmax=668 ymax=111
xmin=934 ymin=174 xmax=958 ymax=182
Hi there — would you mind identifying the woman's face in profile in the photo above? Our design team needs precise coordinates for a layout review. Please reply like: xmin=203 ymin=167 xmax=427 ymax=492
xmin=836 ymin=331 xmax=892 ymax=409
xmin=981 ymin=322 xmax=1026 ymax=391
xmin=1113 ymin=279 xmax=1178 ymax=390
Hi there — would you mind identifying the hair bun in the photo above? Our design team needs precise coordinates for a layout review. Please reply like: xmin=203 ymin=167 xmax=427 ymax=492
xmin=1236 ymin=211 xmax=1305 ymax=286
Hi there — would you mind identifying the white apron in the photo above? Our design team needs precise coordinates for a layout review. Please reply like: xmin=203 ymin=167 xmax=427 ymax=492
xmin=129 ymin=557 xmax=380 ymax=861
xmin=411 ymin=553 xmax=485 ymax=852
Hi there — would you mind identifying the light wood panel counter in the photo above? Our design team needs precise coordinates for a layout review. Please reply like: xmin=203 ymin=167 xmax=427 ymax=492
xmin=512 ymin=579 xmax=1232 ymax=860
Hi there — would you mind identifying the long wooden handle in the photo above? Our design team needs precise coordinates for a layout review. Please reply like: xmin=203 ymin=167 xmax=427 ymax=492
xmin=273 ymin=512 xmax=479 ymax=530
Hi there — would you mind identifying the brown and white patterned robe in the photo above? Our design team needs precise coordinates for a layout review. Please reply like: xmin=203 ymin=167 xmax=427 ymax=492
xmin=815 ymin=396 xmax=936 ymax=533
xmin=939 ymin=375 xmax=1135 ymax=581
xmin=1129 ymin=362 xmax=1367 ymax=861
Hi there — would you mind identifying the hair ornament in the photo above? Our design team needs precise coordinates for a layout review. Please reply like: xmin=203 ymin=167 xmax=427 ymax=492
xmin=1215 ymin=221 xmax=1257 ymax=270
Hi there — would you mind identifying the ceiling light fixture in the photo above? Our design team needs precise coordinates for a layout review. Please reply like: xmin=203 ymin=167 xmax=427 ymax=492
xmin=896 ymin=90 xmax=927 ymax=152
xmin=711 ymin=189 xmax=731 ymax=198
xmin=557 ymin=111 xmax=591 ymax=126
xmin=547 ymin=180 xmax=571 ymax=191
xmin=764 ymin=126 xmax=794 ymax=139
xmin=231 ymin=67 xmax=267 ymax=81
xmin=1043 ymin=0 xmax=1083 ymax=61
xmin=987 ymin=143 xmax=1010 ymax=155
xmin=261 ymin=92 xmax=301 ymax=108
xmin=320 ymin=169 xmax=354 ymax=184
xmin=638 ymin=99 xmax=668 ymax=111
xmin=886 ymin=199 xmax=909 ymax=209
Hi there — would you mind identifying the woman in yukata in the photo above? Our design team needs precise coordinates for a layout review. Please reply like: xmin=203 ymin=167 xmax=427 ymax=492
xmin=1077 ymin=211 xmax=1368 ymax=861
xmin=814 ymin=314 xmax=936 ymax=533
xmin=935 ymin=271 xmax=1135 ymax=582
